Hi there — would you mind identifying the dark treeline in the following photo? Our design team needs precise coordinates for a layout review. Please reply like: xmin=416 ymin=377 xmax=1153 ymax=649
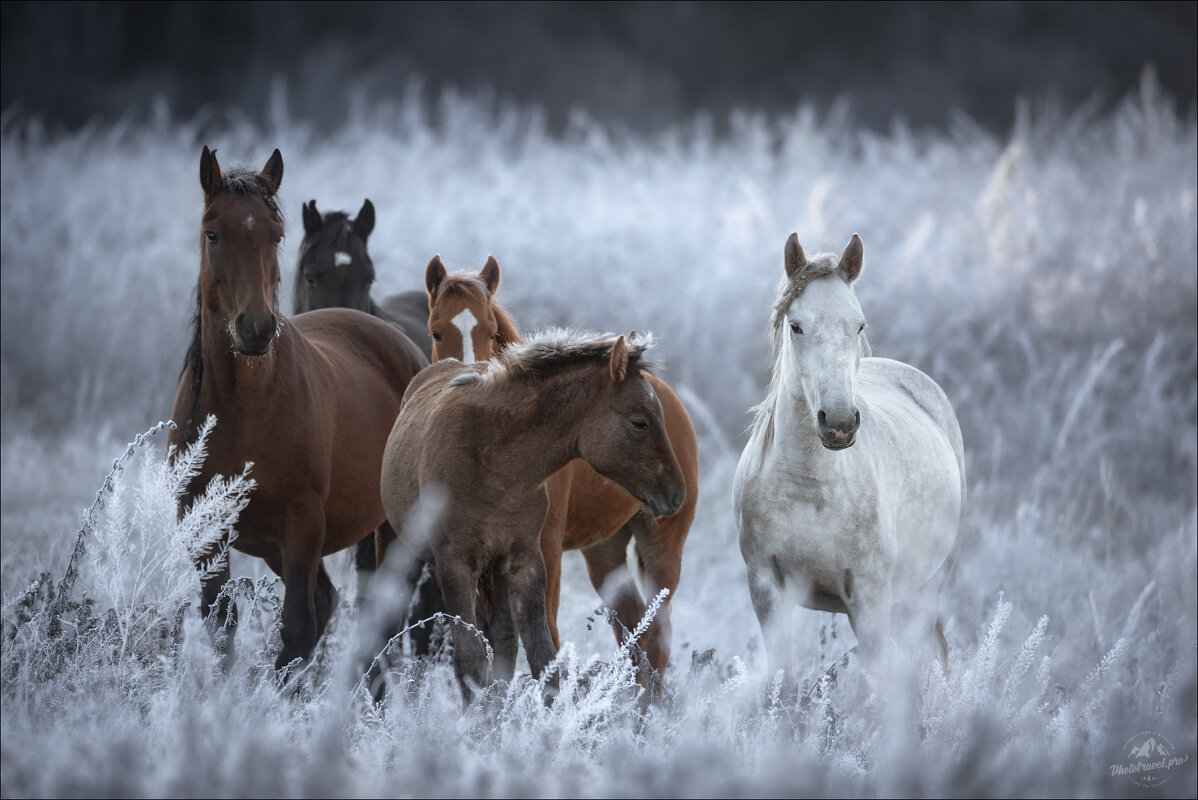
xmin=2 ymin=1 xmax=1195 ymax=136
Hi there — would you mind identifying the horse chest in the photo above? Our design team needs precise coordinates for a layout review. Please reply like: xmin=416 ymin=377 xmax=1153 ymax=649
xmin=741 ymin=452 xmax=890 ymax=581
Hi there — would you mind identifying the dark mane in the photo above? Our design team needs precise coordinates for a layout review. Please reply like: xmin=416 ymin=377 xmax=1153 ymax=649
xmin=488 ymin=328 xmax=655 ymax=383
xmin=432 ymin=272 xmax=522 ymax=349
xmin=217 ymin=167 xmax=282 ymax=213
xmin=177 ymin=279 xmax=205 ymax=446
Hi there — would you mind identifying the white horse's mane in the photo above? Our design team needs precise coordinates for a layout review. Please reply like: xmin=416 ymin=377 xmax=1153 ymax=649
xmin=747 ymin=253 xmax=871 ymax=453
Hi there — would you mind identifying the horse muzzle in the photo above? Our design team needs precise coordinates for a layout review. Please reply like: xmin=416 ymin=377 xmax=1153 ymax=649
xmin=233 ymin=312 xmax=278 ymax=356
xmin=817 ymin=408 xmax=859 ymax=450
xmin=642 ymin=487 xmax=685 ymax=518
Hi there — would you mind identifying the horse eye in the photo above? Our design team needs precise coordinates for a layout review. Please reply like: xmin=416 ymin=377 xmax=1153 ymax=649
xmin=305 ymin=273 xmax=317 ymax=287
xmin=431 ymin=332 xmax=443 ymax=342
xmin=205 ymin=231 xmax=219 ymax=244
xmin=858 ymin=323 xmax=866 ymax=334
xmin=631 ymin=418 xmax=649 ymax=431
xmin=790 ymin=321 xmax=803 ymax=335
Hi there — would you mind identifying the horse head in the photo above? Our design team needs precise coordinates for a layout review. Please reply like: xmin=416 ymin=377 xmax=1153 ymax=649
xmin=577 ymin=333 xmax=686 ymax=518
xmin=199 ymin=146 xmax=284 ymax=357
xmin=424 ymin=254 xmax=506 ymax=364
xmin=294 ymin=198 xmax=376 ymax=314
xmin=779 ymin=233 xmax=867 ymax=450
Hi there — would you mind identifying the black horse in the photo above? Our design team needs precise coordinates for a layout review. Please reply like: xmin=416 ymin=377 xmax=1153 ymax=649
xmin=294 ymin=198 xmax=433 ymax=360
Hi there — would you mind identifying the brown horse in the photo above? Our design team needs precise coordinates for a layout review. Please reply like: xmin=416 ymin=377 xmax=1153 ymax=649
xmin=169 ymin=147 xmax=427 ymax=672
xmin=380 ymin=329 xmax=686 ymax=703
xmin=422 ymin=256 xmax=700 ymax=690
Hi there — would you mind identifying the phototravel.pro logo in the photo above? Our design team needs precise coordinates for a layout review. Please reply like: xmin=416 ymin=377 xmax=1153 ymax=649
xmin=1109 ymin=730 xmax=1190 ymax=788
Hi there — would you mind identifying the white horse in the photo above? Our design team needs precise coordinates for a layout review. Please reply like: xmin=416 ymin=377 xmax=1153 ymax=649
xmin=734 ymin=233 xmax=965 ymax=679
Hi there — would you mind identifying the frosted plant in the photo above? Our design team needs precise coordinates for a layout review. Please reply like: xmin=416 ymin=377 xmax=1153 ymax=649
xmin=77 ymin=415 xmax=251 ymax=672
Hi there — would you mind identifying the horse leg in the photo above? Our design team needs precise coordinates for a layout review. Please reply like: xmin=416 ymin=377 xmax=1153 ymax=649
xmin=354 ymin=532 xmax=377 ymax=572
xmin=539 ymin=505 xmax=567 ymax=650
xmin=628 ymin=510 xmax=686 ymax=683
xmin=436 ymin=557 xmax=488 ymax=706
xmin=746 ymin=564 xmax=794 ymax=686
xmin=507 ymin=543 xmax=559 ymax=698
xmin=485 ymin=564 xmax=520 ymax=682
xmin=274 ymin=508 xmax=326 ymax=674
xmin=313 ymin=561 xmax=339 ymax=641
xmin=406 ymin=556 xmax=444 ymax=657
xmin=200 ymin=558 xmax=237 ymax=666
xmin=580 ymin=526 xmax=645 ymax=651
xmin=844 ymin=581 xmax=893 ymax=679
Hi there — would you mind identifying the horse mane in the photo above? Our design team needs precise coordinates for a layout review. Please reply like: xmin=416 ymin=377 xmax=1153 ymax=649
xmin=431 ymin=272 xmax=523 ymax=350
xmin=749 ymin=252 xmax=871 ymax=451
xmin=212 ymin=167 xmax=282 ymax=214
xmin=291 ymin=210 xmax=375 ymax=313
xmin=179 ymin=167 xmax=283 ymax=444
xmin=456 ymin=327 xmax=655 ymax=386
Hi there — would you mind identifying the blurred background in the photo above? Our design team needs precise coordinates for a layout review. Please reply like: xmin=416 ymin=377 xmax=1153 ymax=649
xmin=3 ymin=1 xmax=1195 ymax=137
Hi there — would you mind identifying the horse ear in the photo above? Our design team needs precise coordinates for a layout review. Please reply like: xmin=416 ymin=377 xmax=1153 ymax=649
xmin=353 ymin=199 xmax=375 ymax=240
xmin=480 ymin=256 xmax=501 ymax=295
xmin=261 ymin=148 xmax=284 ymax=193
xmin=302 ymin=200 xmax=322 ymax=236
xmin=200 ymin=146 xmax=222 ymax=201
xmin=784 ymin=233 xmax=806 ymax=278
xmin=838 ymin=233 xmax=864 ymax=283
xmin=425 ymin=255 xmax=447 ymax=298
xmin=609 ymin=335 xmax=629 ymax=384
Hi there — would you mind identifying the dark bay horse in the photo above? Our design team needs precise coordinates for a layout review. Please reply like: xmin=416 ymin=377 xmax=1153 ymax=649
xmin=169 ymin=147 xmax=426 ymax=672
xmin=422 ymin=257 xmax=701 ymax=692
xmin=294 ymin=198 xmax=431 ymax=360
xmin=292 ymin=197 xmax=432 ymax=573
xmin=380 ymin=329 xmax=686 ymax=703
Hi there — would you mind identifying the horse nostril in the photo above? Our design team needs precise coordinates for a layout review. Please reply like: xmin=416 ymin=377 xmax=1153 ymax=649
xmin=854 ymin=409 xmax=861 ymax=430
xmin=817 ymin=410 xmax=828 ymax=430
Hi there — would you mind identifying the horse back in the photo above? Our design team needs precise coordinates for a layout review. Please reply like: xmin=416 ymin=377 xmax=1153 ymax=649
xmin=374 ymin=290 xmax=433 ymax=360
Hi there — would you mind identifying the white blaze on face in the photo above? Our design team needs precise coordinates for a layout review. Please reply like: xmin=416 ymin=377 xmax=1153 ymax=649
xmin=243 ymin=214 xmax=255 ymax=230
xmin=451 ymin=307 xmax=479 ymax=364
xmin=334 ymin=251 xmax=352 ymax=267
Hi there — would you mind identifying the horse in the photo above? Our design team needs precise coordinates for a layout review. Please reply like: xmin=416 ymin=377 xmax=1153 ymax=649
xmin=733 ymin=233 xmax=965 ymax=683
xmin=379 ymin=329 xmax=687 ymax=704
xmin=292 ymin=197 xmax=432 ymax=573
xmin=419 ymin=256 xmax=700 ymax=692
xmin=294 ymin=197 xmax=432 ymax=359
xmin=168 ymin=147 xmax=427 ymax=674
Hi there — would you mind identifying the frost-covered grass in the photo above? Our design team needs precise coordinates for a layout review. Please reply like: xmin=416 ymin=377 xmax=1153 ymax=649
xmin=2 ymin=75 xmax=1196 ymax=797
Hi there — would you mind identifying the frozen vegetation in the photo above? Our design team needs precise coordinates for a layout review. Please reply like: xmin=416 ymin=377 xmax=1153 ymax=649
xmin=2 ymin=74 xmax=1195 ymax=796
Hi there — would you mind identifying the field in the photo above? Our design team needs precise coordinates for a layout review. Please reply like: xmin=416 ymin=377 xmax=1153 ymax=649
xmin=2 ymin=76 xmax=1196 ymax=797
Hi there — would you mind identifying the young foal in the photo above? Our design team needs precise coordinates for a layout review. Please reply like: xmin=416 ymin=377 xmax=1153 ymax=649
xmin=422 ymin=256 xmax=700 ymax=690
xmin=169 ymin=147 xmax=426 ymax=673
xmin=380 ymin=330 xmax=686 ymax=703
xmin=734 ymin=233 xmax=965 ymax=681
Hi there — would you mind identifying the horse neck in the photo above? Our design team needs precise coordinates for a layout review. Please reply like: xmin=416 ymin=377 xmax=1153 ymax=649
xmin=475 ymin=368 xmax=597 ymax=485
xmin=197 ymin=303 xmax=290 ymax=405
